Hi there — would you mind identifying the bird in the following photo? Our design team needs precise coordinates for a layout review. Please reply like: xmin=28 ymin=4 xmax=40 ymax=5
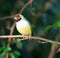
xmin=14 ymin=14 xmax=32 ymax=39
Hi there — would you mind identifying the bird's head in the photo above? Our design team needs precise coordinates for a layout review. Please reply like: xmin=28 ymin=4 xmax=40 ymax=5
xmin=14 ymin=14 xmax=21 ymax=21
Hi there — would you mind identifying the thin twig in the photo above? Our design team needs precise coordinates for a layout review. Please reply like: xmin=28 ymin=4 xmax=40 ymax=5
xmin=0 ymin=35 xmax=60 ymax=45
xmin=20 ymin=0 xmax=33 ymax=14
xmin=0 ymin=15 xmax=15 ymax=20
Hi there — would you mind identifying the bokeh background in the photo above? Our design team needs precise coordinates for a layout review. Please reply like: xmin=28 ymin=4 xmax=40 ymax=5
xmin=0 ymin=0 xmax=60 ymax=58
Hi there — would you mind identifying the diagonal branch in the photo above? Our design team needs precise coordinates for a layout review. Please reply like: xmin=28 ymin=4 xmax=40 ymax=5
xmin=6 ymin=22 xmax=16 ymax=58
xmin=20 ymin=0 xmax=33 ymax=14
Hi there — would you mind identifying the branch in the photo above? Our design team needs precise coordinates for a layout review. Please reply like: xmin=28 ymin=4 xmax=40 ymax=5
xmin=0 ymin=35 xmax=60 ymax=45
xmin=0 ymin=15 xmax=15 ymax=20
xmin=6 ymin=22 xmax=16 ymax=58
xmin=20 ymin=0 xmax=33 ymax=14
xmin=48 ymin=44 xmax=57 ymax=58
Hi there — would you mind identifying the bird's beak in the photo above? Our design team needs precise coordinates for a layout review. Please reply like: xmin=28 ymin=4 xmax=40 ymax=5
xmin=14 ymin=17 xmax=17 ymax=20
xmin=14 ymin=16 xmax=21 ymax=22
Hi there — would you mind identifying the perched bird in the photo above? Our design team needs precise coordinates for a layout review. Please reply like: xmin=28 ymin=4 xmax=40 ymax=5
xmin=14 ymin=14 xmax=32 ymax=38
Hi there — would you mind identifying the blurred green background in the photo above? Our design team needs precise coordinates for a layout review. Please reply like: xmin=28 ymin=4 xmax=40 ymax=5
xmin=0 ymin=0 xmax=60 ymax=58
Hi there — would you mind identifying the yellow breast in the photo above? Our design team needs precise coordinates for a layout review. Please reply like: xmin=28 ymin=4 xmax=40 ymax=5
xmin=16 ymin=24 xmax=32 ymax=35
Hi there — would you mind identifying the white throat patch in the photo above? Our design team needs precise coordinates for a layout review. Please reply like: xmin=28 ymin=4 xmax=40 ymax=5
xmin=16 ymin=19 xmax=29 ymax=29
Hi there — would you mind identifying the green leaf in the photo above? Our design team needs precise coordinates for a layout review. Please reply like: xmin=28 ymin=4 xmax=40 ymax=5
xmin=0 ymin=47 xmax=3 ymax=51
xmin=16 ymin=39 xmax=23 ymax=48
xmin=13 ymin=50 xmax=21 ymax=56
xmin=10 ymin=53 xmax=15 ymax=58
xmin=0 ymin=52 xmax=6 ymax=58
xmin=0 ymin=55 xmax=5 ymax=58
xmin=53 ymin=20 xmax=60 ymax=28
xmin=45 ymin=25 xmax=52 ymax=31
xmin=3 ymin=46 xmax=11 ymax=52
